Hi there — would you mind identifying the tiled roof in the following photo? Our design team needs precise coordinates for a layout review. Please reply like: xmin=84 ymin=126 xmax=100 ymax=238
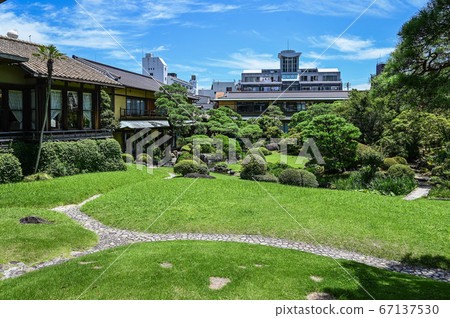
xmin=73 ymin=56 xmax=165 ymax=92
xmin=216 ymin=91 xmax=350 ymax=101
xmin=0 ymin=35 xmax=121 ymax=86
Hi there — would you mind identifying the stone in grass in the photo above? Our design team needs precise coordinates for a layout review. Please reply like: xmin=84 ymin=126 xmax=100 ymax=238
xmin=184 ymin=173 xmax=216 ymax=179
xmin=238 ymin=265 xmax=246 ymax=269
xmin=79 ymin=261 xmax=97 ymax=265
xmin=19 ymin=216 xmax=52 ymax=224
xmin=209 ymin=277 xmax=231 ymax=290
xmin=160 ymin=263 xmax=172 ymax=268
xmin=310 ymin=276 xmax=323 ymax=282
xmin=306 ymin=292 xmax=334 ymax=300
xmin=254 ymin=264 xmax=263 ymax=267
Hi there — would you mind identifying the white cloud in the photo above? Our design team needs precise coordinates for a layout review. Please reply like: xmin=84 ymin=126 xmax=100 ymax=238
xmin=306 ymin=35 xmax=394 ymax=60
xmin=352 ymin=83 xmax=371 ymax=90
xmin=150 ymin=45 xmax=169 ymax=52
xmin=206 ymin=49 xmax=280 ymax=70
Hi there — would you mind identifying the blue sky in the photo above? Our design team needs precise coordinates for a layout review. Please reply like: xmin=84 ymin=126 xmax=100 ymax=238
xmin=0 ymin=0 xmax=428 ymax=89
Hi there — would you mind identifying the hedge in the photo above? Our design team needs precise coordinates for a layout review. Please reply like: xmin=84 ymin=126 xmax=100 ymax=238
xmin=38 ymin=139 xmax=126 ymax=177
xmin=387 ymin=164 xmax=415 ymax=179
xmin=0 ymin=153 xmax=23 ymax=184
xmin=174 ymin=160 xmax=209 ymax=176
xmin=279 ymin=169 xmax=319 ymax=188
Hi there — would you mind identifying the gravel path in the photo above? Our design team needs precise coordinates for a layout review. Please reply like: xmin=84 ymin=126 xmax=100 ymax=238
xmin=1 ymin=195 xmax=448 ymax=283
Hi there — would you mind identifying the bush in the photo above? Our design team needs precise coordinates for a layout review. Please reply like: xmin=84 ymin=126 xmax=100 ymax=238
xmin=387 ymin=164 xmax=415 ymax=179
xmin=279 ymin=169 xmax=318 ymax=188
xmin=240 ymin=157 xmax=266 ymax=180
xmin=259 ymin=147 xmax=272 ymax=156
xmin=383 ymin=158 xmax=399 ymax=169
xmin=11 ymin=142 xmax=38 ymax=176
xmin=214 ymin=134 xmax=242 ymax=159
xmin=279 ymin=133 xmax=303 ymax=155
xmin=305 ymin=163 xmax=325 ymax=176
xmin=253 ymin=174 xmax=278 ymax=183
xmin=267 ymin=162 xmax=293 ymax=177
xmin=247 ymin=148 xmax=266 ymax=160
xmin=393 ymin=156 xmax=408 ymax=165
xmin=136 ymin=153 xmax=149 ymax=163
xmin=357 ymin=143 xmax=384 ymax=169
xmin=215 ymin=162 xmax=228 ymax=169
xmin=122 ymin=153 xmax=135 ymax=163
xmin=23 ymin=172 xmax=52 ymax=182
xmin=370 ymin=176 xmax=416 ymax=196
xmin=181 ymin=143 xmax=193 ymax=153
xmin=0 ymin=153 xmax=23 ymax=184
xmin=332 ymin=172 xmax=364 ymax=190
xmin=174 ymin=160 xmax=209 ymax=176
xmin=38 ymin=139 xmax=125 ymax=177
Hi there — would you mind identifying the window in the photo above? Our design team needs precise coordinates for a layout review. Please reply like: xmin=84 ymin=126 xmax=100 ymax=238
xmin=226 ymin=87 xmax=232 ymax=92
xmin=50 ymin=90 xmax=63 ymax=129
xmin=83 ymin=93 xmax=93 ymax=128
xmin=67 ymin=91 xmax=79 ymax=129
xmin=126 ymin=98 xmax=146 ymax=116
xmin=300 ymin=76 xmax=308 ymax=81
xmin=323 ymin=75 xmax=338 ymax=81
xmin=310 ymin=76 xmax=318 ymax=82
xmin=8 ymin=90 xmax=23 ymax=130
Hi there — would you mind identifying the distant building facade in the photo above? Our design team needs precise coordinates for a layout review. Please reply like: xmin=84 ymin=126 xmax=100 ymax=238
xmin=240 ymin=50 xmax=342 ymax=92
xmin=198 ymin=80 xmax=238 ymax=100
xmin=142 ymin=53 xmax=198 ymax=95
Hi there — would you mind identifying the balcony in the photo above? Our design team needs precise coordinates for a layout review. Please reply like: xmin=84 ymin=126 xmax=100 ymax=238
xmin=120 ymin=108 xmax=163 ymax=119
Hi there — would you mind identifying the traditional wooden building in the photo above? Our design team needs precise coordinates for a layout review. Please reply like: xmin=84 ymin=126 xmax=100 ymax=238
xmin=0 ymin=35 xmax=122 ymax=147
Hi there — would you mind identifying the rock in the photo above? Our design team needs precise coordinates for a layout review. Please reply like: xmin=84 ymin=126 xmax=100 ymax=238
xmin=265 ymin=143 xmax=279 ymax=151
xmin=209 ymin=277 xmax=230 ymax=290
xmin=184 ymin=173 xmax=216 ymax=179
xmin=310 ymin=276 xmax=323 ymax=282
xmin=19 ymin=216 xmax=52 ymax=224
xmin=160 ymin=263 xmax=172 ymax=268
xmin=307 ymin=292 xmax=334 ymax=300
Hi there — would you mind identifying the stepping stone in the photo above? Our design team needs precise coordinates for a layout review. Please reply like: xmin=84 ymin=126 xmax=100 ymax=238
xmin=306 ymin=292 xmax=334 ymax=300
xmin=238 ymin=266 xmax=246 ymax=269
xmin=310 ymin=276 xmax=323 ymax=282
xmin=254 ymin=264 xmax=263 ymax=267
xmin=93 ymin=266 xmax=103 ymax=269
xmin=160 ymin=263 xmax=172 ymax=268
xmin=209 ymin=277 xmax=230 ymax=290
xmin=78 ymin=261 xmax=96 ymax=265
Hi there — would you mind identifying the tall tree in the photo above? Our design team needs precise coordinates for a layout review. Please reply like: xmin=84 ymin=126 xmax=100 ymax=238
xmin=33 ymin=45 xmax=66 ymax=174
xmin=372 ymin=0 xmax=450 ymax=111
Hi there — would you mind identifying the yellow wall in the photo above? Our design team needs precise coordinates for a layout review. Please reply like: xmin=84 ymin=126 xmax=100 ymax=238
xmin=217 ymin=100 xmax=237 ymax=111
xmin=113 ymin=87 xmax=156 ymax=119
xmin=0 ymin=64 xmax=36 ymax=85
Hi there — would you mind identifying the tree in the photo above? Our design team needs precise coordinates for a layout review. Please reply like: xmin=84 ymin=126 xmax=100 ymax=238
xmin=33 ymin=45 xmax=66 ymax=174
xmin=289 ymin=102 xmax=336 ymax=132
xmin=372 ymin=0 xmax=450 ymax=111
xmin=205 ymin=107 xmax=241 ymax=137
xmin=155 ymin=83 xmax=205 ymax=137
xmin=99 ymin=89 xmax=120 ymax=131
xmin=302 ymin=115 xmax=361 ymax=172
xmin=334 ymin=90 xmax=394 ymax=145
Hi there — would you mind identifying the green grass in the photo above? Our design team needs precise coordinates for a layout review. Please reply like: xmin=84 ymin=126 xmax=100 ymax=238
xmin=0 ymin=165 xmax=170 ymax=208
xmin=0 ymin=241 xmax=448 ymax=300
xmin=227 ymin=152 xmax=308 ymax=171
xmin=82 ymin=172 xmax=450 ymax=269
xmin=0 ymin=208 xmax=97 ymax=265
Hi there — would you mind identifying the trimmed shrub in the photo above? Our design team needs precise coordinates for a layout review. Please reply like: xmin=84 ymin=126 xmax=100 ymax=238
xmin=259 ymin=147 xmax=272 ymax=156
xmin=393 ymin=156 xmax=408 ymax=165
xmin=197 ymin=164 xmax=209 ymax=175
xmin=176 ymin=153 xmax=193 ymax=163
xmin=279 ymin=169 xmax=318 ymax=188
xmin=215 ymin=162 xmax=228 ymax=169
xmin=267 ymin=162 xmax=293 ymax=177
xmin=136 ymin=153 xmax=149 ymax=163
xmin=174 ymin=160 xmax=209 ymax=176
xmin=24 ymin=172 xmax=52 ymax=182
xmin=383 ymin=158 xmax=399 ymax=169
xmin=0 ymin=153 xmax=23 ymax=184
xmin=214 ymin=134 xmax=242 ymax=159
xmin=305 ymin=163 xmax=325 ymax=176
xmin=357 ymin=143 xmax=384 ymax=169
xmin=11 ymin=142 xmax=38 ymax=176
xmin=247 ymin=148 xmax=266 ymax=160
xmin=279 ymin=133 xmax=303 ymax=155
xmin=387 ymin=164 xmax=415 ymax=179
xmin=122 ymin=153 xmax=135 ymax=163
xmin=253 ymin=174 xmax=278 ymax=183
xmin=181 ymin=143 xmax=193 ymax=153
xmin=240 ymin=157 xmax=266 ymax=180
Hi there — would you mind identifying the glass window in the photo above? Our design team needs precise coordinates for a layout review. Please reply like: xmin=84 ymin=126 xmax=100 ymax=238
xmin=50 ymin=90 xmax=63 ymax=129
xmin=67 ymin=91 xmax=78 ymax=129
xmin=83 ymin=93 xmax=93 ymax=129
xmin=9 ymin=90 xmax=23 ymax=130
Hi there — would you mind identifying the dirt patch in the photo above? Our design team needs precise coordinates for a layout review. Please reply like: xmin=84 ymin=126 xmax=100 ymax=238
xmin=310 ymin=276 xmax=323 ymax=282
xmin=209 ymin=277 xmax=231 ymax=290
xmin=160 ymin=263 xmax=172 ymax=268
xmin=306 ymin=292 xmax=334 ymax=300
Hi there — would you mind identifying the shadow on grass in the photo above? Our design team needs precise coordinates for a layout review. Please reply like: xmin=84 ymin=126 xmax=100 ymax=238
xmin=400 ymin=253 xmax=450 ymax=271
xmin=324 ymin=261 xmax=450 ymax=300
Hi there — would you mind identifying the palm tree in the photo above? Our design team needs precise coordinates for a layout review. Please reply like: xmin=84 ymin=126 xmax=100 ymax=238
xmin=33 ymin=45 xmax=66 ymax=174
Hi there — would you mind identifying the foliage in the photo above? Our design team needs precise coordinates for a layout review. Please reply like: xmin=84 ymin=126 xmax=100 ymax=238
xmin=38 ymin=139 xmax=126 ymax=177
xmin=176 ymin=153 xmax=194 ymax=164
xmin=156 ymin=84 xmax=205 ymax=136
xmin=264 ymin=126 xmax=283 ymax=139
xmin=383 ymin=158 xmax=399 ymax=169
xmin=279 ymin=169 xmax=318 ymax=188
xmin=266 ymin=162 xmax=293 ymax=178
xmin=174 ymin=160 xmax=208 ymax=176
xmin=302 ymin=115 xmax=361 ymax=172
xmin=206 ymin=107 xmax=241 ymax=138
xmin=100 ymin=89 xmax=120 ymax=131
xmin=393 ymin=156 xmax=408 ymax=165
xmin=240 ymin=157 xmax=266 ymax=180
xmin=11 ymin=142 xmax=38 ymax=176
xmin=372 ymin=0 xmax=450 ymax=112
xmin=23 ymin=172 xmax=53 ymax=182
xmin=0 ymin=153 xmax=23 ymax=184
xmin=279 ymin=133 xmax=303 ymax=155
xmin=213 ymin=134 xmax=243 ymax=159
xmin=181 ymin=144 xmax=192 ymax=153
xmin=253 ymin=174 xmax=279 ymax=183
xmin=290 ymin=103 xmax=336 ymax=131
xmin=357 ymin=143 xmax=384 ymax=170
xmin=121 ymin=153 xmax=135 ymax=164
xmin=215 ymin=162 xmax=228 ymax=169
xmin=259 ymin=147 xmax=271 ymax=156
xmin=387 ymin=164 xmax=416 ymax=179
xmin=370 ymin=176 xmax=417 ymax=196
xmin=304 ymin=163 xmax=325 ymax=176
xmin=136 ymin=153 xmax=149 ymax=163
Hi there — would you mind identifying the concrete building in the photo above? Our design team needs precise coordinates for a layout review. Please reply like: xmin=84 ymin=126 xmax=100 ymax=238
xmin=198 ymin=80 xmax=238 ymax=100
xmin=142 ymin=53 xmax=197 ymax=95
xmin=240 ymin=49 xmax=342 ymax=92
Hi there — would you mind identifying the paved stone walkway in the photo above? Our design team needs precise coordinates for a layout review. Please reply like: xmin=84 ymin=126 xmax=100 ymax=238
xmin=403 ymin=185 xmax=431 ymax=200
xmin=1 ymin=195 xmax=448 ymax=283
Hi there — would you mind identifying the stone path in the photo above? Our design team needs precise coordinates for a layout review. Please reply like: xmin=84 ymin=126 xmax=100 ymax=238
xmin=403 ymin=185 xmax=431 ymax=200
xmin=1 ymin=195 xmax=448 ymax=283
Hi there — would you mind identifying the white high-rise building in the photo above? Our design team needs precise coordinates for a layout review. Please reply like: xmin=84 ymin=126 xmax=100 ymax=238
xmin=142 ymin=53 xmax=168 ymax=84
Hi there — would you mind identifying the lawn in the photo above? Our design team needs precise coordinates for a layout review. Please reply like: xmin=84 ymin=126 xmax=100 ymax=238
xmin=0 ymin=241 xmax=448 ymax=300
xmin=0 ymin=208 xmax=97 ymax=265
xmin=82 ymin=172 xmax=450 ymax=269
xmin=228 ymin=152 xmax=308 ymax=171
